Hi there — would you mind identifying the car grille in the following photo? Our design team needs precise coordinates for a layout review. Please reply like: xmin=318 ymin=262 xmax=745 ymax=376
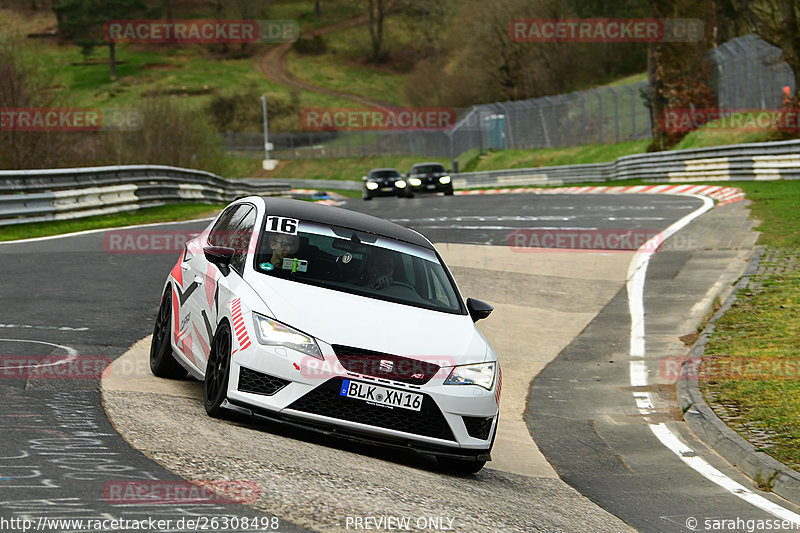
xmin=287 ymin=378 xmax=455 ymax=441
xmin=332 ymin=345 xmax=440 ymax=386
xmin=462 ymin=416 xmax=494 ymax=440
xmin=237 ymin=367 xmax=290 ymax=396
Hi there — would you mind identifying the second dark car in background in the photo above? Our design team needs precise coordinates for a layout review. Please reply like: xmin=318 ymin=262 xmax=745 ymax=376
xmin=404 ymin=163 xmax=454 ymax=196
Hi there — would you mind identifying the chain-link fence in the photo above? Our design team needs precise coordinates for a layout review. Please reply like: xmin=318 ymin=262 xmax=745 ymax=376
xmin=448 ymin=81 xmax=651 ymax=161
xmin=222 ymin=79 xmax=651 ymax=166
xmin=221 ymin=130 xmax=451 ymax=160
xmin=222 ymin=34 xmax=796 ymax=165
xmin=708 ymin=34 xmax=796 ymax=110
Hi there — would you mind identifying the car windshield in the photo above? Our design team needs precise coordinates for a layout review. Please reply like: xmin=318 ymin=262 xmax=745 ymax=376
xmin=412 ymin=165 xmax=445 ymax=174
xmin=369 ymin=170 xmax=400 ymax=179
xmin=254 ymin=221 xmax=464 ymax=314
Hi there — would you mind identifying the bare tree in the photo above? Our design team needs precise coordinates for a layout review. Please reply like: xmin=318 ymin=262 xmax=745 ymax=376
xmin=364 ymin=0 xmax=404 ymax=62
xmin=646 ymin=0 xmax=718 ymax=150
xmin=0 ymin=36 xmax=73 ymax=169
xmin=732 ymin=0 xmax=800 ymax=100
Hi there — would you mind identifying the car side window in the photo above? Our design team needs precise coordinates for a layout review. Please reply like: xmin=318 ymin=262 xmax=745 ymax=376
xmin=209 ymin=205 xmax=249 ymax=247
xmin=228 ymin=207 xmax=256 ymax=275
xmin=208 ymin=207 xmax=236 ymax=246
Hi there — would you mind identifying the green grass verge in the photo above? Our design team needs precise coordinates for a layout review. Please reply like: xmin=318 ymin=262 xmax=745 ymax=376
xmin=0 ymin=203 xmax=225 ymax=242
xmin=687 ymin=179 xmax=800 ymax=472
xmin=325 ymin=189 xmax=362 ymax=199
xmin=462 ymin=140 xmax=651 ymax=172
xmin=699 ymin=246 xmax=800 ymax=470
xmin=734 ymin=181 xmax=800 ymax=248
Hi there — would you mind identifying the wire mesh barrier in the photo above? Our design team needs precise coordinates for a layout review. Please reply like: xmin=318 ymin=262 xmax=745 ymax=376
xmin=447 ymin=82 xmax=651 ymax=157
xmin=709 ymin=34 xmax=796 ymax=110
xmin=222 ymin=35 xmax=795 ymax=164
xmin=221 ymin=131 xmax=453 ymax=160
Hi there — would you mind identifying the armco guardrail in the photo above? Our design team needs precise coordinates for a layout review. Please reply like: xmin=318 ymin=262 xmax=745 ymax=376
xmin=264 ymin=139 xmax=800 ymax=192
xmin=0 ymin=165 xmax=290 ymax=226
xmin=269 ymin=178 xmax=362 ymax=191
xmin=453 ymin=139 xmax=800 ymax=189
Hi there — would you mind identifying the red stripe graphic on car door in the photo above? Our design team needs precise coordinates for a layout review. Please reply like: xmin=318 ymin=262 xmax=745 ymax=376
xmin=230 ymin=299 xmax=251 ymax=351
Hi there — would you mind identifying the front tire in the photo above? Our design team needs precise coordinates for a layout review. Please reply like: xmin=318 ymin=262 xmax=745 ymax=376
xmin=149 ymin=286 xmax=186 ymax=379
xmin=204 ymin=322 xmax=232 ymax=418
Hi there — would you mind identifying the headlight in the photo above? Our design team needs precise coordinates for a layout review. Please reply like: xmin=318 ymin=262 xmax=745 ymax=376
xmin=439 ymin=175 xmax=451 ymax=184
xmin=395 ymin=180 xmax=407 ymax=188
xmin=253 ymin=313 xmax=322 ymax=359
xmin=366 ymin=182 xmax=379 ymax=190
xmin=443 ymin=362 xmax=496 ymax=390
xmin=409 ymin=178 xmax=422 ymax=186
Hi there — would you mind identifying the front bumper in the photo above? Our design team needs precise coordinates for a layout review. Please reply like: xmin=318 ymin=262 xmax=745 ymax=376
xmin=225 ymin=343 xmax=498 ymax=456
xmin=409 ymin=178 xmax=453 ymax=193
xmin=364 ymin=186 xmax=405 ymax=198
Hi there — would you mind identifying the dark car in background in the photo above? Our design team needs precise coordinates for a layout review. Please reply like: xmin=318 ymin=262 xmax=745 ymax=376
xmin=362 ymin=168 xmax=411 ymax=200
xmin=404 ymin=163 xmax=454 ymax=196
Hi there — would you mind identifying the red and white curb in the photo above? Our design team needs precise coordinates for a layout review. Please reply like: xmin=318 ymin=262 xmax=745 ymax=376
xmin=290 ymin=189 xmax=346 ymax=206
xmin=456 ymin=184 xmax=745 ymax=206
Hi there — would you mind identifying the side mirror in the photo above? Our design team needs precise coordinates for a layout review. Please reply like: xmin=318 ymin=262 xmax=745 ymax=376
xmin=362 ymin=176 xmax=368 ymax=180
xmin=466 ymin=298 xmax=493 ymax=322
xmin=204 ymin=246 xmax=235 ymax=276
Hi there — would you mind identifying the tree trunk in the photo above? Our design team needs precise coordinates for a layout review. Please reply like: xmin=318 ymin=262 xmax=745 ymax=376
xmin=109 ymin=41 xmax=117 ymax=81
xmin=647 ymin=42 xmax=665 ymax=151
xmin=315 ymin=0 xmax=321 ymax=18
xmin=777 ymin=1 xmax=800 ymax=102
xmin=367 ymin=0 xmax=386 ymax=62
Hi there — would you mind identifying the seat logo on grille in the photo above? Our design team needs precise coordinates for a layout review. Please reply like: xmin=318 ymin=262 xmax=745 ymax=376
xmin=379 ymin=360 xmax=393 ymax=373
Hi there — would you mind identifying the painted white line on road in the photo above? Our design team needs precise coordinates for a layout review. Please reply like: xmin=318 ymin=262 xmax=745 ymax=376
xmin=0 ymin=338 xmax=78 ymax=370
xmin=651 ymin=423 xmax=800 ymax=524
xmin=0 ymin=217 xmax=215 ymax=245
xmin=626 ymin=194 xmax=800 ymax=524
xmin=0 ymin=323 xmax=89 ymax=332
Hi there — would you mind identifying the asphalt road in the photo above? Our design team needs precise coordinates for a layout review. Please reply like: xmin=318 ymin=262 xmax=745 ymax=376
xmin=0 ymin=192 xmax=789 ymax=532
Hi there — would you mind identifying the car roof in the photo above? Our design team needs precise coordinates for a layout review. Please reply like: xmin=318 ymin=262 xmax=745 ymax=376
xmin=411 ymin=162 xmax=445 ymax=168
xmin=369 ymin=168 xmax=400 ymax=173
xmin=260 ymin=197 xmax=433 ymax=250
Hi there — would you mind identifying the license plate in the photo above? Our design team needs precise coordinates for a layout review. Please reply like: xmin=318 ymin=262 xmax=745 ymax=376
xmin=339 ymin=379 xmax=422 ymax=411
xmin=426 ymin=185 xmax=436 ymax=189
xmin=381 ymin=187 xmax=392 ymax=192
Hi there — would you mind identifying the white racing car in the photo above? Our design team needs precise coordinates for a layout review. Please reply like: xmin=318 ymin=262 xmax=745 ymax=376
xmin=149 ymin=197 xmax=500 ymax=473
